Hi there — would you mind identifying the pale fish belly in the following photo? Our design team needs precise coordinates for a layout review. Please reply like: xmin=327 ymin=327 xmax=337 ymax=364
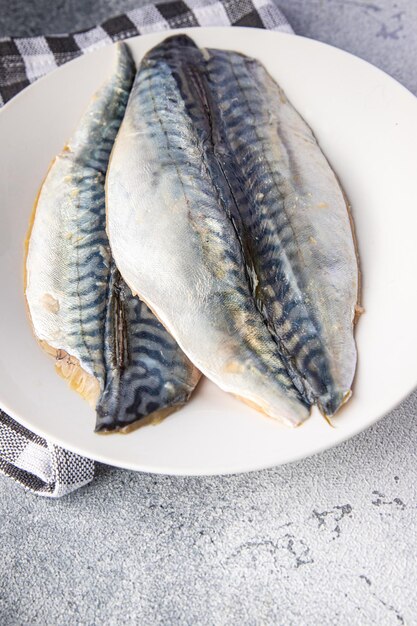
xmin=107 ymin=36 xmax=310 ymax=426
xmin=25 ymin=42 xmax=200 ymax=433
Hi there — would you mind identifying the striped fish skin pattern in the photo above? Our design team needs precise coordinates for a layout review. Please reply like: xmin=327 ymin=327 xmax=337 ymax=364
xmin=25 ymin=42 xmax=200 ymax=433
xmin=107 ymin=36 xmax=311 ymax=426
xmin=96 ymin=263 xmax=199 ymax=432
xmin=203 ymin=47 xmax=359 ymax=417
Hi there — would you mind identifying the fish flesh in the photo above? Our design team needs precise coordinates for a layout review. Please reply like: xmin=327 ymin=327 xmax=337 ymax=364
xmin=107 ymin=37 xmax=312 ymax=426
xmin=25 ymin=43 xmax=200 ymax=433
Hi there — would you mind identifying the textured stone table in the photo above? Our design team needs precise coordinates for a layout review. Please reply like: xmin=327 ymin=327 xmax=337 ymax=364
xmin=0 ymin=2 xmax=416 ymax=624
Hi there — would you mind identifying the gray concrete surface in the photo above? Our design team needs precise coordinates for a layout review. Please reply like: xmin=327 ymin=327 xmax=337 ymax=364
xmin=1 ymin=1 xmax=417 ymax=624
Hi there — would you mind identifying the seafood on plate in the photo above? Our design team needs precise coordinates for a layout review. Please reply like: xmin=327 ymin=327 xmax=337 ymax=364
xmin=107 ymin=35 xmax=359 ymax=426
xmin=25 ymin=43 xmax=200 ymax=433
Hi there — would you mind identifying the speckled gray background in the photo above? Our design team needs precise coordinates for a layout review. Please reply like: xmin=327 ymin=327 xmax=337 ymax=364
xmin=1 ymin=1 xmax=416 ymax=624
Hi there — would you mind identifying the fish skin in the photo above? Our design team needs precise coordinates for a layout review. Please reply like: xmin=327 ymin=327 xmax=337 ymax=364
xmin=96 ymin=263 xmax=199 ymax=432
xmin=25 ymin=42 xmax=200 ymax=433
xmin=203 ymin=47 xmax=358 ymax=416
xmin=107 ymin=36 xmax=310 ymax=426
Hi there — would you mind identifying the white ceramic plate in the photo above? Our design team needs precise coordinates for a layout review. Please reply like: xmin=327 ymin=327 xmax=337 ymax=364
xmin=1 ymin=27 xmax=417 ymax=474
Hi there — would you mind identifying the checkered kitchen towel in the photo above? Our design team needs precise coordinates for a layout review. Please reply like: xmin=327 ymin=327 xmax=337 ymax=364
xmin=0 ymin=0 xmax=292 ymax=497
xmin=0 ymin=0 xmax=292 ymax=106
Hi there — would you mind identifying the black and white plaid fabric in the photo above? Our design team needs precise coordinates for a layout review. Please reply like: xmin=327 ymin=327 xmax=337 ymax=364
xmin=0 ymin=0 xmax=292 ymax=106
xmin=0 ymin=0 xmax=292 ymax=497
xmin=0 ymin=411 xmax=94 ymax=497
